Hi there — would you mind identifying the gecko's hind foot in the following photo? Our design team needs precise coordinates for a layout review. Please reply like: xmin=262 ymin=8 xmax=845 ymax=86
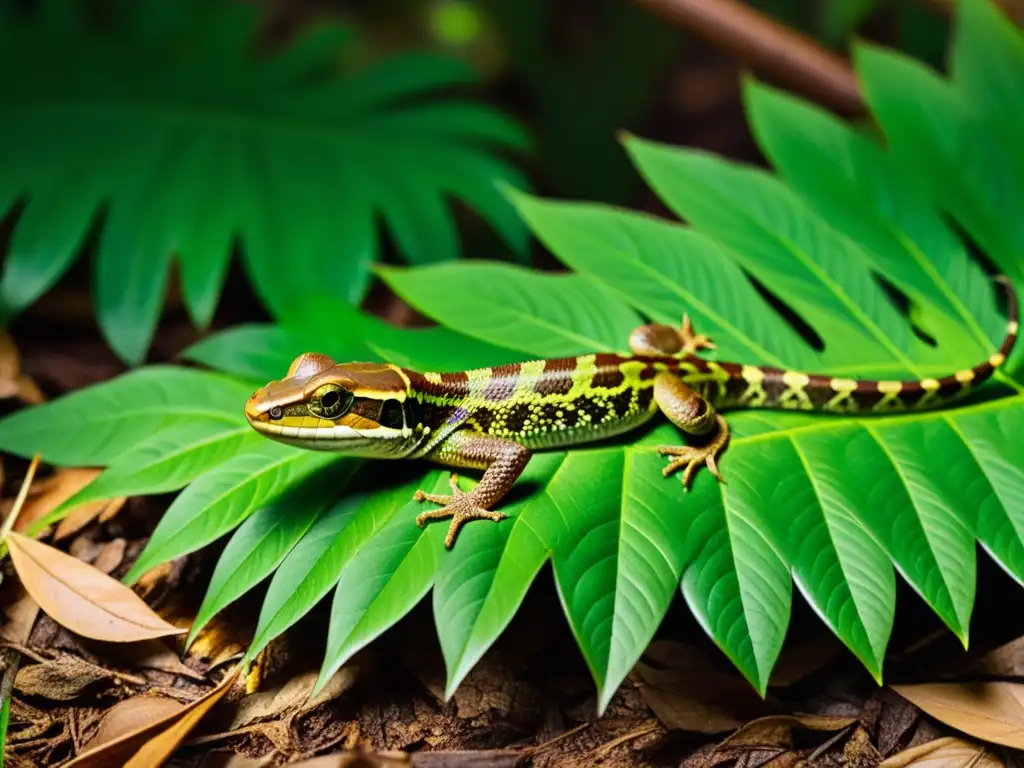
xmin=657 ymin=442 xmax=727 ymax=490
xmin=413 ymin=473 xmax=507 ymax=549
xmin=679 ymin=314 xmax=716 ymax=356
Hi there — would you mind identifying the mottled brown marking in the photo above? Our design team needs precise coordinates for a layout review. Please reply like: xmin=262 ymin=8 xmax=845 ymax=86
xmin=482 ymin=363 xmax=520 ymax=401
xmin=440 ymin=371 xmax=471 ymax=396
xmin=592 ymin=365 xmax=625 ymax=390
xmin=536 ymin=357 xmax=576 ymax=396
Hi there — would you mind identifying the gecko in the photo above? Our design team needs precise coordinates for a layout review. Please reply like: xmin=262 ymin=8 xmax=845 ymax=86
xmin=244 ymin=276 xmax=1018 ymax=549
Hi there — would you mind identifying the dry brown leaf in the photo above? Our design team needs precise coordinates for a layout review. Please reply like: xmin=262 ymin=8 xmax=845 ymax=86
xmin=66 ymin=664 xmax=240 ymax=767
xmin=723 ymin=714 xmax=856 ymax=748
xmin=12 ymin=467 xmax=101 ymax=534
xmin=768 ymin=633 xmax=844 ymax=687
xmin=892 ymin=682 xmax=1024 ymax=750
xmin=230 ymin=665 xmax=359 ymax=729
xmin=0 ymin=582 xmax=40 ymax=645
xmin=123 ymin=664 xmax=240 ymax=767
xmin=88 ymin=637 xmax=206 ymax=680
xmin=55 ymin=496 xmax=126 ymax=541
xmin=86 ymin=695 xmax=185 ymax=751
xmin=6 ymin=530 xmax=185 ymax=642
xmin=880 ymin=736 xmax=1004 ymax=767
xmin=634 ymin=652 xmax=780 ymax=733
xmin=92 ymin=537 xmax=127 ymax=574
xmin=14 ymin=655 xmax=113 ymax=701
xmin=969 ymin=636 xmax=1024 ymax=677
xmin=15 ymin=374 xmax=45 ymax=405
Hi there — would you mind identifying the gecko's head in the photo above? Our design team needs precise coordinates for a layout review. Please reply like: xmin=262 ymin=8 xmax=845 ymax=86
xmin=245 ymin=353 xmax=419 ymax=458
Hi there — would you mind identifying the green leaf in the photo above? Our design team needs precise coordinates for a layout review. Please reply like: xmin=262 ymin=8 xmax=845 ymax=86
xmin=506 ymin=190 xmax=819 ymax=368
xmin=246 ymin=475 xmax=422 ymax=663
xmin=950 ymin=0 xmax=1024 ymax=173
xmin=378 ymin=262 xmax=643 ymax=358
xmin=623 ymin=134 xmax=953 ymax=375
xmin=316 ymin=472 xmax=453 ymax=693
xmin=123 ymin=445 xmax=349 ymax=584
xmin=63 ymin=421 xmax=256 ymax=510
xmin=433 ymin=453 xmax=563 ymax=698
xmin=0 ymin=1 xmax=531 ymax=362
xmin=741 ymin=78 xmax=1004 ymax=356
xmin=854 ymin=41 xmax=1024 ymax=288
xmin=0 ymin=366 xmax=252 ymax=466
xmin=186 ymin=468 xmax=348 ymax=647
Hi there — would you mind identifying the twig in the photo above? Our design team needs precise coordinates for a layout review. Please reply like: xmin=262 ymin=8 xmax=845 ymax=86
xmin=0 ymin=454 xmax=40 ymax=550
xmin=525 ymin=721 xmax=591 ymax=756
xmin=629 ymin=0 xmax=864 ymax=115
xmin=587 ymin=721 xmax=662 ymax=760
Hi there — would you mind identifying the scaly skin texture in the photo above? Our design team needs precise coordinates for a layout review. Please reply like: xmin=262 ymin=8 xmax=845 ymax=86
xmin=246 ymin=277 xmax=1019 ymax=549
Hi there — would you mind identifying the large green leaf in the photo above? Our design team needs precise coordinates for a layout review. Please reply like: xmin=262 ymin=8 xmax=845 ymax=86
xmin=377 ymin=263 xmax=643 ymax=357
xmin=122 ymin=446 xmax=350 ymax=584
xmin=1 ymin=0 xmax=1020 ymax=716
xmin=0 ymin=0 xmax=530 ymax=363
xmin=854 ymin=36 xmax=1024 ymax=288
xmin=0 ymin=366 xmax=251 ymax=466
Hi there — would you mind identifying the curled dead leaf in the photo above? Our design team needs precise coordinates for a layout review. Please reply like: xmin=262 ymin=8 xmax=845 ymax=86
xmin=892 ymin=682 xmax=1024 ymax=751
xmin=880 ymin=736 xmax=1005 ymax=767
xmin=6 ymin=531 xmax=185 ymax=642
xmin=66 ymin=664 xmax=240 ymax=767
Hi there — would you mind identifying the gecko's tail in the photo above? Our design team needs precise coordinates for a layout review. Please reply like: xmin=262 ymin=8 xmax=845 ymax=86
xmin=854 ymin=274 xmax=1018 ymax=411
xmin=748 ymin=276 xmax=1018 ymax=414
xmin=946 ymin=274 xmax=1018 ymax=387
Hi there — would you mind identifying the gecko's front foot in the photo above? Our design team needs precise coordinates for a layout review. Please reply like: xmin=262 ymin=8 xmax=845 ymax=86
xmin=414 ymin=473 xmax=507 ymax=549
xmin=679 ymin=314 xmax=716 ymax=356
xmin=657 ymin=416 xmax=730 ymax=490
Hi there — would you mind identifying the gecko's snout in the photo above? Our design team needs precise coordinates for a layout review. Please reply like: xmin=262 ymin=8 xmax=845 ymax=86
xmin=245 ymin=388 xmax=269 ymax=423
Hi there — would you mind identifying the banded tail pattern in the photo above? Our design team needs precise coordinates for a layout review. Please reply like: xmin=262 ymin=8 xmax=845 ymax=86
xmin=718 ymin=275 xmax=1019 ymax=414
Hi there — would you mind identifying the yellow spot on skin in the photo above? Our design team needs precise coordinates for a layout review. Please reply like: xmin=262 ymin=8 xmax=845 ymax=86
xmin=877 ymin=381 xmax=902 ymax=394
xmin=830 ymin=378 xmax=857 ymax=392
xmin=1009 ymin=320 xmax=1019 ymax=335
xmin=741 ymin=365 xmax=764 ymax=383
xmin=989 ymin=353 xmax=1006 ymax=367
xmin=782 ymin=371 xmax=810 ymax=389
xmin=955 ymin=369 xmax=976 ymax=383
xmin=920 ymin=378 xmax=941 ymax=391
xmin=425 ymin=372 xmax=443 ymax=385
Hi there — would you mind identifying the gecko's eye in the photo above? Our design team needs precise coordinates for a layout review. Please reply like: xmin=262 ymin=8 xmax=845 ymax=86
xmin=269 ymin=406 xmax=283 ymax=420
xmin=308 ymin=384 xmax=353 ymax=419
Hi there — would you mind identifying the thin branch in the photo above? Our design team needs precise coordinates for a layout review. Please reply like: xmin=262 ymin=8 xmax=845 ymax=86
xmin=629 ymin=0 xmax=864 ymax=115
